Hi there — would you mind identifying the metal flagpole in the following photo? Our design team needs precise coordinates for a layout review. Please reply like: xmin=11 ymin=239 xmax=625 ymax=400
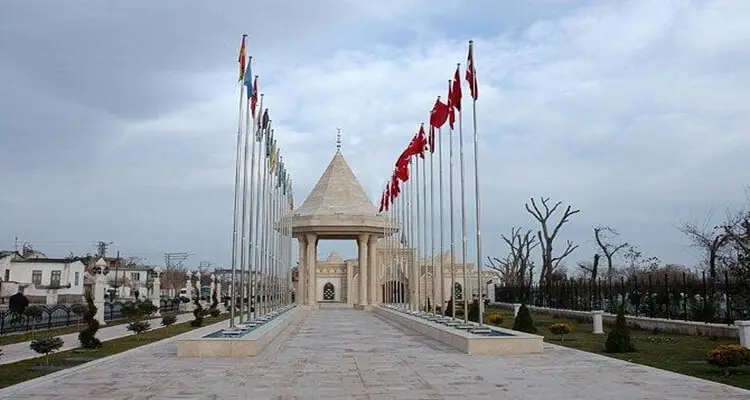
xmin=421 ymin=141 xmax=429 ymax=313
xmin=448 ymin=81 xmax=457 ymax=320
xmin=414 ymin=153 xmax=421 ymax=312
xmin=429 ymin=132 xmax=437 ymax=314
xmin=247 ymin=94 xmax=263 ymax=320
xmin=258 ymin=132 xmax=270 ymax=316
xmin=467 ymin=40 xmax=485 ymax=325
xmin=238 ymin=70 xmax=254 ymax=324
xmin=229 ymin=71 xmax=245 ymax=329
xmin=437 ymin=124 xmax=445 ymax=315
xmin=457 ymin=63 xmax=470 ymax=323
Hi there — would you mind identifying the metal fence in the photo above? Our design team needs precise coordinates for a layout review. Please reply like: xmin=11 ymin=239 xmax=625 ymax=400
xmin=494 ymin=270 xmax=750 ymax=325
xmin=0 ymin=298 xmax=181 ymax=335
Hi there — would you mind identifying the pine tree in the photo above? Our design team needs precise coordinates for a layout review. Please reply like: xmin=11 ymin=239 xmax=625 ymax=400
xmin=605 ymin=307 xmax=636 ymax=353
xmin=511 ymin=304 xmax=537 ymax=333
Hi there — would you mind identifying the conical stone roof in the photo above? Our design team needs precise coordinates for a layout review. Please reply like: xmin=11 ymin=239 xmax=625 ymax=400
xmin=295 ymin=151 xmax=376 ymax=217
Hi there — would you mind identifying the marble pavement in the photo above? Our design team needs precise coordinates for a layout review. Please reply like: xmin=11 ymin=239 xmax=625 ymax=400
xmin=1 ymin=308 xmax=748 ymax=399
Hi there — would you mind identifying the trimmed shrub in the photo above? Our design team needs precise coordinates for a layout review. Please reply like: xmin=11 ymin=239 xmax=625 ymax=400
xmin=209 ymin=308 xmax=221 ymax=317
xmin=486 ymin=313 xmax=503 ymax=325
xmin=126 ymin=320 xmax=151 ymax=341
xmin=549 ymin=323 xmax=572 ymax=341
xmin=605 ymin=308 xmax=636 ymax=353
xmin=467 ymin=299 xmax=480 ymax=323
xmin=161 ymin=314 xmax=177 ymax=327
xmin=78 ymin=290 xmax=102 ymax=349
xmin=511 ymin=304 xmax=537 ymax=334
xmin=443 ymin=298 xmax=454 ymax=317
xmin=30 ymin=336 xmax=64 ymax=365
xmin=190 ymin=295 xmax=204 ymax=327
xmin=707 ymin=344 xmax=750 ymax=376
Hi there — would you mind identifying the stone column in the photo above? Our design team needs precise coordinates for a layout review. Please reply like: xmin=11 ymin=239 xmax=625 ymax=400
xmin=358 ymin=234 xmax=369 ymax=307
xmin=216 ymin=277 xmax=224 ymax=311
xmin=185 ymin=272 xmax=194 ymax=312
xmin=513 ymin=303 xmax=522 ymax=317
xmin=152 ymin=269 xmax=162 ymax=317
xmin=94 ymin=273 xmax=107 ymax=326
xmin=368 ymin=235 xmax=377 ymax=305
xmin=298 ymin=236 xmax=307 ymax=305
xmin=346 ymin=262 xmax=354 ymax=305
xmin=195 ymin=272 xmax=202 ymax=306
xmin=737 ymin=321 xmax=750 ymax=348
xmin=306 ymin=234 xmax=317 ymax=306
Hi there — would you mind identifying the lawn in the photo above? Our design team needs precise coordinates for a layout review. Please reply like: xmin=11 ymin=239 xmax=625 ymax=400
xmin=0 ymin=315 xmax=229 ymax=389
xmin=485 ymin=307 xmax=750 ymax=390
xmin=0 ymin=319 xmax=130 ymax=346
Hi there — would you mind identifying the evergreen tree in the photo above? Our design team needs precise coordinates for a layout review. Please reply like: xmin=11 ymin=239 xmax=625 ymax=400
xmin=78 ymin=290 xmax=102 ymax=349
xmin=605 ymin=308 xmax=636 ymax=353
xmin=511 ymin=304 xmax=537 ymax=333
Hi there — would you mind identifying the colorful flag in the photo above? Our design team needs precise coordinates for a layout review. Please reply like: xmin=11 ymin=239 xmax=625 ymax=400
xmin=447 ymin=81 xmax=456 ymax=130
xmin=428 ymin=126 xmax=436 ymax=153
xmin=451 ymin=67 xmax=462 ymax=111
xmin=465 ymin=41 xmax=478 ymax=100
xmin=238 ymin=35 xmax=247 ymax=82
xmin=250 ymin=76 xmax=258 ymax=117
xmin=429 ymin=97 xmax=449 ymax=129
xmin=378 ymin=190 xmax=386 ymax=213
xmin=244 ymin=57 xmax=254 ymax=99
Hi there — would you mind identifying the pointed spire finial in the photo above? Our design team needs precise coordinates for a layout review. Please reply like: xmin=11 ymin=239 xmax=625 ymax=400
xmin=336 ymin=128 xmax=342 ymax=153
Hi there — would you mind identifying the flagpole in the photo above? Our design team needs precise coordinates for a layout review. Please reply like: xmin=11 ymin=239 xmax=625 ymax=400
xmin=258 ymin=132 xmax=270 ymax=315
xmin=448 ymin=83 xmax=457 ymax=320
xmin=248 ymin=93 xmax=263 ymax=320
xmin=456 ymin=63 xmax=470 ymax=323
xmin=468 ymin=42 xmax=485 ymax=326
xmin=237 ymin=81 xmax=252 ymax=323
xmin=421 ymin=142 xmax=429 ymax=313
xmin=437 ymin=123 xmax=445 ymax=315
xmin=229 ymin=78 xmax=245 ymax=328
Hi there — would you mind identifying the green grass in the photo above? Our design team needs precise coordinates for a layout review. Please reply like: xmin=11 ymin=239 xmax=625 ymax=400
xmin=0 ymin=319 xmax=131 ymax=346
xmin=485 ymin=307 xmax=750 ymax=390
xmin=0 ymin=315 xmax=228 ymax=389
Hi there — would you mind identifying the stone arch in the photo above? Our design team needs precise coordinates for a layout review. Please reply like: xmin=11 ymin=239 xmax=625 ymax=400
xmin=323 ymin=282 xmax=335 ymax=300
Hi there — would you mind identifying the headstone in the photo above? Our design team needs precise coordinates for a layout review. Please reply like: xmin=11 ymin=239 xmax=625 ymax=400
xmin=591 ymin=310 xmax=604 ymax=334
xmin=736 ymin=320 xmax=750 ymax=348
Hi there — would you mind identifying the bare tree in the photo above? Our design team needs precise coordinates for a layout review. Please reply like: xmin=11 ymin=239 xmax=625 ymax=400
xmin=678 ymin=216 xmax=729 ymax=285
xmin=594 ymin=226 xmax=628 ymax=278
xmin=160 ymin=266 xmax=188 ymax=291
xmin=486 ymin=227 xmax=538 ymax=286
xmin=577 ymin=253 xmax=600 ymax=281
xmin=525 ymin=197 xmax=580 ymax=294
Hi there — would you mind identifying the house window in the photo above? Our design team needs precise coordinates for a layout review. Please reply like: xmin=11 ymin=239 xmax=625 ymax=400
xmin=50 ymin=270 xmax=61 ymax=287
xmin=31 ymin=270 xmax=42 ymax=285
xmin=74 ymin=271 xmax=80 ymax=286
xmin=131 ymin=272 xmax=141 ymax=282
xmin=3 ymin=269 xmax=9 ymax=281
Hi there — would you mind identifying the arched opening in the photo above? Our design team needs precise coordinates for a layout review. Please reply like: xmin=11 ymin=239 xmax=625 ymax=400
xmin=323 ymin=282 xmax=335 ymax=301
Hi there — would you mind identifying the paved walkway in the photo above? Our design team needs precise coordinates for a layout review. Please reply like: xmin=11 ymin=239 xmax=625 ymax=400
xmin=0 ymin=313 xmax=193 ymax=365
xmin=1 ymin=309 xmax=749 ymax=399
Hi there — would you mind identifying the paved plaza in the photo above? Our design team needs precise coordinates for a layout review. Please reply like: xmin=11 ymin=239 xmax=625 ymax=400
xmin=1 ymin=309 xmax=748 ymax=399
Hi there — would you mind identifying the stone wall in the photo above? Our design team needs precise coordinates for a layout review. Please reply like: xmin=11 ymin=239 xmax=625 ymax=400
xmin=493 ymin=302 xmax=739 ymax=338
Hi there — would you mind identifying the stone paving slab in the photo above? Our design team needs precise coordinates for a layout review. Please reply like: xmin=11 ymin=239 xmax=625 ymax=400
xmin=0 ymin=313 xmax=193 ymax=365
xmin=1 ymin=309 xmax=749 ymax=399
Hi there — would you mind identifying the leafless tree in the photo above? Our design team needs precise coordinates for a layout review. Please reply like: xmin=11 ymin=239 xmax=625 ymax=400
xmin=525 ymin=197 xmax=580 ymax=294
xmin=678 ymin=214 xmax=729 ymax=285
xmin=594 ymin=226 xmax=628 ymax=278
xmin=486 ymin=227 xmax=538 ymax=286
xmin=160 ymin=266 xmax=188 ymax=291
xmin=577 ymin=253 xmax=600 ymax=281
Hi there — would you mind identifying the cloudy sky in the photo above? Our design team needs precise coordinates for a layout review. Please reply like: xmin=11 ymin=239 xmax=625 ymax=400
xmin=1 ymin=0 xmax=748 ymax=273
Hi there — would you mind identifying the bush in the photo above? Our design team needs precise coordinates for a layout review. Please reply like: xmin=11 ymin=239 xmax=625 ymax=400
xmin=126 ymin=320 xmax=151 ymax=341
xmin=707 ymin=344 xmax=750 ymax=376
xmin=209 ymin=308 xmax=221 ymax=317
xmin=123 ymin=300 xmax=158 ymax=322
xmin=467 ymin=300 xmax=480 ymax=323
xmin=487 ymin=313 xmax=503 ymax=325
xmin=190 ymin=295 xmax=204 ymax=327
xmin=511 ymin=304 xmax=537 ymax=334
xmin=30 ymin=336 xmax=64 ymax=365
xmin=161 ymin=314 xmax=177 ymax=327
xmin=444 ymin=298 xmax=454 ymax=317
xmin=23 ymin=305 xmax=43 ymax=337
xmin=549 ymin=323 xmax=572 ymax=341
xmin=605 ymin=308 xmax=635 ymax=353
xmin=78 ymin=290 xmax=102 ymax=349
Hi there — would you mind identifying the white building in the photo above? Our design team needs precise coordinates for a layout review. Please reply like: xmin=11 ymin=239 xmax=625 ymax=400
xmin=0 ymin=250 xmax=86 ymax=304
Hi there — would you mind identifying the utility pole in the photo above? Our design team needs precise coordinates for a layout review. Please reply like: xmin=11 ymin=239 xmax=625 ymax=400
xmin=94 ymin=241 xmax=114 ymax=258
xmin=164 ymin=252 xmax=189 ymax=269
